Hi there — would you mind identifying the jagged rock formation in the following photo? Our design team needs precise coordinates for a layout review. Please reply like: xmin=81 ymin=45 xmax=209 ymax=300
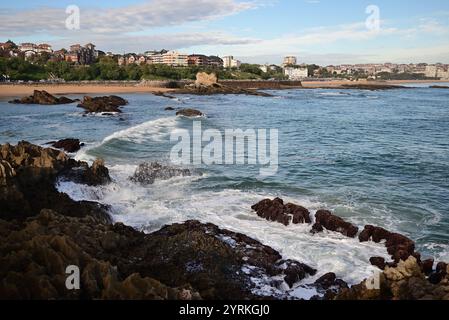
xmin=9 ymin=90 xmax=76 ymax=105
xmin=48 ymin=138 xmax=84 ymax=153
xmin=359 ymin=225 xmax=416 ymax=263
xmin=0 ymin=210 xmax=201 ymax=300
xmin=336 ymin=257 xmax=449 ymax=300
xmin=129 ymin=162 xmax=194 ymax=185
xmin=0 ymin=141 xmax=111 ymax=222
xmin=251 ymin=198 xmax=311 ymax=226
xmin=77 ymin=95 xmax=128 ymax=113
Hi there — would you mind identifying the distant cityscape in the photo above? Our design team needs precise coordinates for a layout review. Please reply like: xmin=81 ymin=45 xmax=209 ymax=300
xmin=1 ymin=40 xmax=449 ymax=81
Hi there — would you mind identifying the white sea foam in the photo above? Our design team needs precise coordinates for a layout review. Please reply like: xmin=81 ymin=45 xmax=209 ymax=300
xmin=102 ymin=117 xmax=179 ymax=144
xmin=57 ymin=163 xmax=391 ymax=293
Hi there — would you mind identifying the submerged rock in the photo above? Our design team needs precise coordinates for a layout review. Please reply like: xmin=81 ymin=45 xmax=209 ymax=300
xmin=176 ymin=108 xmax=204 ymax=117
xmin=48 ymin=138 xmax=84 ymax=153
xmin=77 ymin=95 xmax=128 ymax=113
xmin=9 ymin=90 xmax=76 ymax=105
xmin=130 ymin=162 xmax=194 ymax=185
xmin=251 ymin=198 xmax=311 ymax=226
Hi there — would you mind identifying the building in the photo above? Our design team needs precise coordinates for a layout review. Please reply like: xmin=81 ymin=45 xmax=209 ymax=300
xmin=66 ymin=43 xmax=97 ymax=65
xmin=425 ymin=65 xmax=438 ymax=78
xmin=147 ymin=53 xmax=164 ymax=64
xmin=282 ymin=56 xmax=297 ymax=67
xmin=188 ymin=54 xmax=209 ymax=66
xmin=36 ymin=44 xmax=52 ymax=54
xmin=18 ymin=43 xmax=36 ymax=52
xmin=284 ymin=67 xmax=308 ymax=80
xmin=222 ymin=56 xmax=241 ymax=69
xmin=162 ymin=51 xmax=188 ymax=67
xmin=208 ymin=56 xmax=224 ymax=68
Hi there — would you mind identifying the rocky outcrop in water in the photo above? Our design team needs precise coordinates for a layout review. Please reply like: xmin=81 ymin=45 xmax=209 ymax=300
xmin=130 ymin=162 xmax=194 ymax=185
xmin=359 ymin=225 xmax=416 ymax=263
xmin=177 ymin=72 xmax=272 ymax=97
xmin=77 ymin=95 xmax=128 ymax=113
xmin=251 ymin=198 xmax=311 ymax=226
xmin=48 ymin=138 xmax=84 ymax=153
xmin=9 ymin=90 xmax=76 ymax=105
xmin=176 ymin=108 xmax=204 ymax=117
xmin=312 ymin=210 xmax=359 ymax=238
xmin=0 ymin=141 xmax=111 ymax=222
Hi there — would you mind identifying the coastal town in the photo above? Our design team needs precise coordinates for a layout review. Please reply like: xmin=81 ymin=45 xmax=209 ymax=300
xmin=1 ymin=40 xmax=449 ymax=81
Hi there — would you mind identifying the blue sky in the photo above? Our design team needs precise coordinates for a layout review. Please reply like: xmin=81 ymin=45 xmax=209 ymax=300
xmin=1 ymin=0 xmax=449 ymax=65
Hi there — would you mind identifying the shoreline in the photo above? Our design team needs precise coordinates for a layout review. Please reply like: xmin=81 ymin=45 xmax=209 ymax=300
xmin=1 ymin=79 xmax=448 ymax=99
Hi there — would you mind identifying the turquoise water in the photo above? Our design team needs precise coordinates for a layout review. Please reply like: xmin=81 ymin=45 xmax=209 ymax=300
xmin=1 ymin=86 xmax=448 ymax=286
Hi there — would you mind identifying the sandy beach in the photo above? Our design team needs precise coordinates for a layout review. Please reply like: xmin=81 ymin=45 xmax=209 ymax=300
xmin=0 ymin=84 xmax=175 ymax=99
xmin=0 ymin=79 xmax=447 ymax=99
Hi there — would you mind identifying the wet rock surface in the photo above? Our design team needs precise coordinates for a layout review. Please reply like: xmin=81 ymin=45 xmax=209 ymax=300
xmin=251 ymin=198 xmax=311 ymax=226
xmin=129 ymin=162 xmax=194 ymax=185
xmin=48 ymin=138 xmax=84 ymax=153
xmin=313 ymin=210 xmax=359 ymax=238
xmin=359 ymin=225 xmax=416 ymax=262
xmin=9 ymin=90 xmax=76 ymax=105
xmin=176 ymin=108 xmax=204 ymax=117
xmin=0 ymin=141 xmax=111 ymax=222
xmin=77 ymin=95 xmax=128 ymax=113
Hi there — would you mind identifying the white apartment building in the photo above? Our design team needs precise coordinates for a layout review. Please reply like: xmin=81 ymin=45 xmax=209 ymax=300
xmin=223 ymin=56 xmax=241 ymax=69
xmin=284 ymin=67 xmax=308 ymax=80
xmin=162 ymin=51 xmax=188 ymax=67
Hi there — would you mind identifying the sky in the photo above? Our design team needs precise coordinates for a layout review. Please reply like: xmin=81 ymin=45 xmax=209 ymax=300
xmin=1 ymin=0 xmax=449 ymax=65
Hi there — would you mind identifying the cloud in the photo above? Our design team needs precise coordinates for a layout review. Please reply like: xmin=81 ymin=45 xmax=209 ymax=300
xmin=0 ymin=0 xmax=255 ymax=37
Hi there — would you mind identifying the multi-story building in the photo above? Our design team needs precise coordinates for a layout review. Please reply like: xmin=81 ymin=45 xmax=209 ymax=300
xmin=36 ymin=44 xmax=52 ymax=54
xmin=147 ymin=53 xmax=164 ymax=64
xmin=222 ymin=56 xmax=241 ymax=69
xmin=18 ymin=43 xmax=36 ymax=52
xmin=282 ymin=56 xmax=297 ymax=67
xmin=188 ymin=54 xmax=209 ymax=66
xmin=162 ymin=51 xmax=188 ymax=67
xmin=208 ymin=56 xmax=224 ymax=68
xmin=66 ymin=43 xmax=97 ymax=65
xmin=284 ymin=67 xmax=308 ymax=80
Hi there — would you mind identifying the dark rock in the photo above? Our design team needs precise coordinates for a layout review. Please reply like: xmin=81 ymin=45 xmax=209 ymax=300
xmin=370 ymin=257 xmax=386 ymax=270
xmin=129 ymin=162 xmax=193 ymax=185
xmin=0 ymin=210 xmax=201 ymax=300
xmin=282 ymin=260 xmax=317 ymax=288
xmin=315 ymin=273 xmax=336 ymax=289
xmin=314 ymin=210 xmax=358 ymax=238
xmin=311 ymin=222 xmax=324 ymax=234
xmin=0 ymin=141 xmax=111 ymax=223
xmin=177 ymin=83 xmax=273 ymax=97
xmin=359 ymin=225 xmax=415 ymax=262
xmin=421 ymin=259 xmax=434 ymax=275
xmin=77 ymin=95 xmax=128 ymax=113
xmin=251 ymin=198 xmax=311 ymax=226
xmin=165 ymin=106 xmax=175 ymax=111
xmin=176 ymin=108 xmax=204 ymax=117
xmin=436 ymin=262 xmax=448 ymax=274
xmin=49 ymin=138 xmax=83 ymax=153
xmin=430 ymin=85 xmax=449 ymax=89
xmin=9 ymin=90 xmax=75 ymax=105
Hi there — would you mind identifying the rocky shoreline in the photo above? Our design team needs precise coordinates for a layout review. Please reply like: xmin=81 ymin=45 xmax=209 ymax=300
xmin=1 ymin=142 xmax=448 ymax=300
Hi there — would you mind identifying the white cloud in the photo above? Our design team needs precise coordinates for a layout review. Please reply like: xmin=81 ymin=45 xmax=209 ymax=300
xmin=0 ymin=0 xmax=255 ymax=37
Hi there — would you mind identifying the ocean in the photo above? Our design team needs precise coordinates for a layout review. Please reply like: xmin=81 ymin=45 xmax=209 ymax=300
xmin=1 ymin=85 xmax=448 ymax=289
